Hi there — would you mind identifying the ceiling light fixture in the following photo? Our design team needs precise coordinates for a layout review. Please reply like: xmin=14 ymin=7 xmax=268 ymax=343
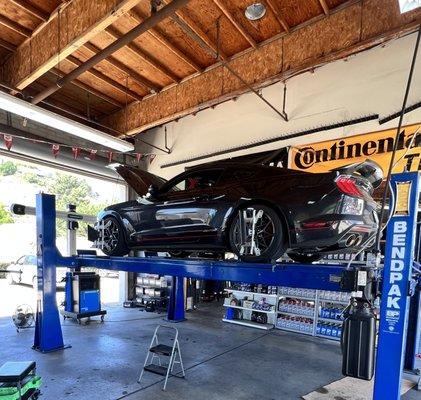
xmin=0 ymin=91 xmax=134 ymax=152
xmin=245 ymin=3 xmax=266 ymax=20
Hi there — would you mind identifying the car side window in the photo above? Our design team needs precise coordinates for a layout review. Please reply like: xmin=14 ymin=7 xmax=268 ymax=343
xmin=164 ymin=170 xmax=223 ymax=193
xmin=26 ymin=256 xmax=37 ymax=265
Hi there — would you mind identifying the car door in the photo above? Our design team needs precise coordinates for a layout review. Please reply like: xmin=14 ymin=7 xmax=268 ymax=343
xmin=20 ymin=255 xmax=37 ymax=285
xmin=130 ymin=168 xmax=228 ymax=246
xmin=11 ymin=256 xmax=25 ymax=283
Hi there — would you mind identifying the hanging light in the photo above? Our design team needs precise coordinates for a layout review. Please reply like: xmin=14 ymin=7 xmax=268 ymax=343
xmin=245 ymin=3 xmax=266 ymax=21
xmin=0 ymin=90 xmax=134 ymax=152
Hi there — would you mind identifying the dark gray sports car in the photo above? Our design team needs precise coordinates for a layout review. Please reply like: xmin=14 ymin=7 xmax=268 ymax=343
xmin=89 ymin=160 xmax=381 ymax=263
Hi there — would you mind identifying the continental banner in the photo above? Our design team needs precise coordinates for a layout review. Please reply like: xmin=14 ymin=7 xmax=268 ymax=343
xmin=288 ymin=124 xmax=421 ymax=174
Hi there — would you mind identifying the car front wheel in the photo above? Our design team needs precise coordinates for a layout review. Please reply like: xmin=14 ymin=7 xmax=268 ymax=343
xmin=229 ymin=204 xmax=285 ymax=263
xmin=98 ymin=216 xmax=129 ymax=256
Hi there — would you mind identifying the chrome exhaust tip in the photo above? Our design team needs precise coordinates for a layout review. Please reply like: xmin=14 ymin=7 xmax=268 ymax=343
xmin=354 ymin=235 xmax=363 ymax=246
xmin=345 ymin=234 xmax=357 ymax=247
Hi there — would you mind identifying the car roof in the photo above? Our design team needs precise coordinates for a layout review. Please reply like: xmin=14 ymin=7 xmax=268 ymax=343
xmin=185 ymin=161 xmax=307 ymax=174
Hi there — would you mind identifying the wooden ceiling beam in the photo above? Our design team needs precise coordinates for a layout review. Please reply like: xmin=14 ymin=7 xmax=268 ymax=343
xmin=161 ymin=0 xmax=227 ymax=61
xmin=50 ymin=68 xmax=124 ymax=108
xmin=212 ymin=0 xmax=258 ymax=49
xmin=319 ymin=0 xmax=330 ymax=15
xmin=264 ymin=0 xmax=290 ymax=32
xmin=170 ymin=13 xmax=227 ymax=62
xmin=83 ymin=42 xmax=160 ymax=93
xmin=66 ymin=55 xmax=144 ymax=102
xmin=0 ymin=15 xmax=31 ymax=37
xmin=30 ymin=0 xmax=191 ymax=105
xmin=9 ymin=0 xmax=49 ymax=22
xmin=104 ymin=26 xmax=180 ymax=83
xmin=0 ymin=38 xmax=17 ymax=52
xmin=28 ymin=80 xmax=106 ymax=119
xmin=101 ymin=0 xmax=421 ymax=136
xmin=127 ymin=9 xmax=203 ymax=73
xmin=1 ymin=0 xmax=142 ymax=91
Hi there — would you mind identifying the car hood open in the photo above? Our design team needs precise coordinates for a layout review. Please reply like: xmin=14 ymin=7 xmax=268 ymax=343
xmin=115 ymin=165 xmax=168 ymax=197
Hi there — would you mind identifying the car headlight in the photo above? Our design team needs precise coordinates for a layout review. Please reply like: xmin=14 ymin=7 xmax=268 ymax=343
xmin=341 ymin=196 xmax=364 ymax=215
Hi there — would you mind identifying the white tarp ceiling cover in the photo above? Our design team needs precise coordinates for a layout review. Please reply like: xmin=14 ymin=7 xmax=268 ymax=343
xmin=399 ymin=0 xmax=421 ymax=13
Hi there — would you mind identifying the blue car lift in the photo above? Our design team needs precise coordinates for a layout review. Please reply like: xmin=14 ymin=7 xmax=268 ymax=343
xmin=32 ymin=172 xmax=420 ymax=400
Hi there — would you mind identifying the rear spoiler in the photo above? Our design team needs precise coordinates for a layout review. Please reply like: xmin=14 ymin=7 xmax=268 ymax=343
xmin=336 ymin=160 xmax=383 ymax=189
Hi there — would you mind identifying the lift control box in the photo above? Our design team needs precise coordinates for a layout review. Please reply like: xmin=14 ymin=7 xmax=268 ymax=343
xmin=61 ymin=271 xmax=106 ymax=323
xmin=72 ymin=272 xmax=100 ymax=313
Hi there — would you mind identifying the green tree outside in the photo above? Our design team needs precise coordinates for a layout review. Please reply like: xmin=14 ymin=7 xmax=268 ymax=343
xmin=47 ymin=174 xmax=105 ymax=237
xmin=0 ymin=203 xmax=13 ymax=224
xmin=0 ymin=161 xmax=17 ymax=176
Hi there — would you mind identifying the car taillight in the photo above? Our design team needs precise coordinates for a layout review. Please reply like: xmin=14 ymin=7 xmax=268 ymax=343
xmin=335 ymin=175 xmax=363 ymax=198
xmin=301 ymin=221 xmax=332 ymax=229
xmin=341 ymin=196 xmax=364 ymax=215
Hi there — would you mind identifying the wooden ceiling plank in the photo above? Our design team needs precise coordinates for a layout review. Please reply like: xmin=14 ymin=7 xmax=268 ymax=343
xmin=2 ymin=0 xmax=142 ymax=91
xmin=0 ymin=38 xmax=17 ymax=52
xmin=161 ymin=0 xmax=227 ymax=60
xmin=30 ymin=0 xmax=191 ymax=105
xmin=104 ymin=26 xmax=180 ymax=83
xmin=67 ymin=55 xmax=144 ymax=102
xmin=319 ymin=0 xmax=330 ymax=15
xmin=9 ymin=0 xmax=49 ymax=22
xmin=265 ymin=0 xmax=290 ymax=32
xmin=50 ymin=67 xmax=124 ymax=108
xmin=170 ymin=13 xmax=225 ymax=62
xmin=128 ymin=10 xmax=203 ymax=73
xmin=212 ymin=0 xmax=258 ymax=49
xmin=83 ymin=41 xmax=160 ymax=93
xmin=0 ymin=14 xmax=32 ymax=37
xmin=101 ymin=0 xmax=421 ymax=135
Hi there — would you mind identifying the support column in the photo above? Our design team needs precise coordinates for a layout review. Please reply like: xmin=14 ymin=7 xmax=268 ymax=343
xmin=373 ymin=172 xmax=420 ymax=399
xmin=33 ymin=193 xmax=66 ymax=352
xmin=167 ymin=276 xmax=185 ymax=322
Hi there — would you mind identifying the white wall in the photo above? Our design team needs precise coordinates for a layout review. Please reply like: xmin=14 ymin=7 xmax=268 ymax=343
xmin=138 ymin=32 xmax=421 ymax=179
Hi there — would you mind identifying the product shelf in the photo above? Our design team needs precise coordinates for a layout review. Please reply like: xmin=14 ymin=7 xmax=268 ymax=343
xmin=222 ymin=318 xmax=274 ymax=330
xmin=277 ymin=310 xmax=315 ymax=318
xmin=223 ymin=304 xmax=275 ymax=314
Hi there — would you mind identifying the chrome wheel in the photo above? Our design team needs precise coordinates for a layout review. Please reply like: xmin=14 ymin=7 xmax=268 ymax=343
xmin=231 ymin=207 xmax=276 ymax=257
xmin=98 ymin=218 xmax=121 ymax=254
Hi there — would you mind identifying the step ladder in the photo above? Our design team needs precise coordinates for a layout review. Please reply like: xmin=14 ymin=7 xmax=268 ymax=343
xmin=138 ymin=325 xmax=185 ymax=390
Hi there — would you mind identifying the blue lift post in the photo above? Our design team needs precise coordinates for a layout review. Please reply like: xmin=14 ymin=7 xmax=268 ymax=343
xmin=374 ymin=172 xmax=420 ymax=399
xmin=33 ymin=171 xmax=421 ymax=398
xmin=33 ymin=194 xmax=66 ymax=352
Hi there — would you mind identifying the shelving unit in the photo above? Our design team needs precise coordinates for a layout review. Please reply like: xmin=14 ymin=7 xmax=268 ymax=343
xmin=276 ymin=287 xmax=351 ymax=341
xmin=135 ymin=273 xmax=171 ymax=312
xmin=222 ymin=285 xmax=350 ymax=339
xmin=222 ymin=318 xmax=273 ymax=330
xmin=222 ymin=286 xmax=278 ymax=330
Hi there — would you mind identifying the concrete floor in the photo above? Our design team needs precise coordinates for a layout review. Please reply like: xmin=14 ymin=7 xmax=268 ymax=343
xmin=0 ymin=301 xmax=419 ymax=399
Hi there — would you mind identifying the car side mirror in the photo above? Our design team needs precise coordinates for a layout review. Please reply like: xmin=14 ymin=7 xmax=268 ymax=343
xmin=147 ymin=184 xmax=159 ymax=198
xmin=11 ymin=261 xmax=15 ymax=265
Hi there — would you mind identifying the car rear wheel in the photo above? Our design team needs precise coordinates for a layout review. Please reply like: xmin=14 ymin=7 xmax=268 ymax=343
xmin=229 ymin=204 xmax=285 ymax=263
xmin=288 ymin=252 xmax=322 ymax=264
xmin=98 ymin=216 xmax=129 ymax=256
